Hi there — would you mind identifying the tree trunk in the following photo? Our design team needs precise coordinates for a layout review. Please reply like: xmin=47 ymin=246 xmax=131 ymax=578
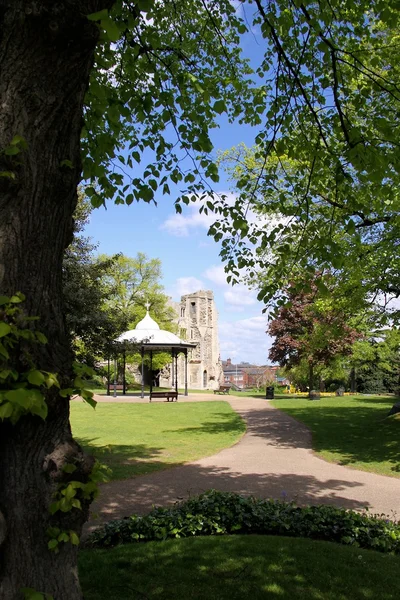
xmin=0 ymin=2 xmax=114 ymax=598
xmin=350 ymin=367 xmax=356 ymax=393
xmin=308 ymin=361 xmax=314 ymax=393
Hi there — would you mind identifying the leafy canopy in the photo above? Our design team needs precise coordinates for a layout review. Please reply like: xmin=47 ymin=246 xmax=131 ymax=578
xmin=206 ymin=1 xmax=400 ymax=309
xmin=82 ymin=0 xmax=263 ymax=208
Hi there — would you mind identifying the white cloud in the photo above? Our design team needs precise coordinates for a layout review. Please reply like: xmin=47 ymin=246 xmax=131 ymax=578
xmin=160 ymin=192 xmax=237 ymax=238
xmin=224 ymin=286 xmax=257 ymax=308
xmin=218 ymin=315 xmax=274 ymax=364
xmin=171 ymin=277 xmax=204 ymax=298
xmin=160 ymin=209 xmax=215 ymax=237
xmin=203 ymin=264 xmax=257 ymax=310
xmin=203 ymin=265 xmax=227 ymax=286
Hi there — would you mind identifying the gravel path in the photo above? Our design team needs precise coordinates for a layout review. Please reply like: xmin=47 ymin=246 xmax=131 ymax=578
xmin=87 ymin=394 xmax=400 ymax=531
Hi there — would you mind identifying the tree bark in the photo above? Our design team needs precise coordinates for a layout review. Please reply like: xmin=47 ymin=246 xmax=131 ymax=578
xmin=350 ymin=366 xmax=356 ymax=393
xmin=308 ymin=361 xmax=314 ymax=393
xmin=0 ymin=2 xmax=114 ymax=598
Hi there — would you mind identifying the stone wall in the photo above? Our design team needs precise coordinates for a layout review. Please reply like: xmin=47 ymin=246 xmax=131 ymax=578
xmin=159 ymin=290 xmax=223 ymax=390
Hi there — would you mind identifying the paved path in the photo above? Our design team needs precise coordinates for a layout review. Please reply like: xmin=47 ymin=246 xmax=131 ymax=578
xmin=87 ymin=394 xmax=400 ymax=531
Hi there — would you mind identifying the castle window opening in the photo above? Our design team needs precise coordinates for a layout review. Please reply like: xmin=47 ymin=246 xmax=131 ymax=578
xmin=203 ymin=370 xmax=208 ymax=388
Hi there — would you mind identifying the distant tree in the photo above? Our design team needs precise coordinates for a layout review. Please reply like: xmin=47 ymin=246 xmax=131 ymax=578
xmin=268 ymin=279 xmax=361 ymax=393
xmin=351 ymin=329 xmax=400 ymax=395
xmin=100 ymin=252 xmax=176 ymax=334
xmin=63 ymin=192 xmax=118 ymax=364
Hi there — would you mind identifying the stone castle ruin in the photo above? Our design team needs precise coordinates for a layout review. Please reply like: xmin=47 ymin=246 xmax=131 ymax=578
xmin=159 ymin=290 xmax=223 ymax=390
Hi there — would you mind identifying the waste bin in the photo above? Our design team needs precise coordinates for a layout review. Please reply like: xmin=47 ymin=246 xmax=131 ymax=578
xmin=266 ymin=386 xmax=274 ymax=399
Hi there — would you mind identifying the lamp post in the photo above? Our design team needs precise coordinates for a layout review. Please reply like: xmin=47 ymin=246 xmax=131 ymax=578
xmin=113 ymin=356 xmax=117 ymax=398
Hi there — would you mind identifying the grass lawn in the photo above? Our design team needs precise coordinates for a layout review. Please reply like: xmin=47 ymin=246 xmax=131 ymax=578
xmin=271 ymin=395 xmax=400 ymax=477
xmin=71 ymin=401 xmax=245 ymax=480
xmin=79 ymin=535 xmax=400 ymax=600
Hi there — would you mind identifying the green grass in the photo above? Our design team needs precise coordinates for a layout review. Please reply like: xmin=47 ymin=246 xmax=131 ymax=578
xmin=71 ymin=401 xmax=245 ymax=480
xmin=79 ymin=535 xmax=400 ymax=600
xmin=271 ymin=395 xmax=400 ymax=477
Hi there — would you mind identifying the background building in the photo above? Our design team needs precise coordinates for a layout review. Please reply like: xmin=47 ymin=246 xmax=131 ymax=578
xmin=159 ymin=290 xmax=223 ymax=390
xmin=222 ymin=358 xmax=281 ymax=389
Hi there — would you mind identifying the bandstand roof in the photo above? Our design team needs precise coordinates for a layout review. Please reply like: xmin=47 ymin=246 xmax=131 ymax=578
xmin=116 ymin=310 xmax=196 ymax=351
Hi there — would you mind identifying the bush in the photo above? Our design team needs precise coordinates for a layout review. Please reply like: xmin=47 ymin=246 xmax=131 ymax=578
xmin=85 ymin=490 xmax=400 ymax=553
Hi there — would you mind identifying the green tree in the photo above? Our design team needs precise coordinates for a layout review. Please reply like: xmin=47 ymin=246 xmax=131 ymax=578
xmin=0 ymin=3 xmax=255 ymax=598
xmin=268 ymin=278 xmax=361 ymax=393
xmin=100 ymin=252 xmax=176 ymax=334
xmin=351 ymin=329 xmax=400 ymax=394
xmin=101 ymin=252 xmax=178 ymax=377
xmin=209 ymin=2 xmax=400 ymax=312
xmin=63 ymin=192 xmax=119 ymax=364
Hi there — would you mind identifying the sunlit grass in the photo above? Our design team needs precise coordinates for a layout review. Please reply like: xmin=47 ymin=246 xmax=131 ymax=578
xmin=71 ymin=401 xmax=245 ymax=480
xmin=272 ymin=395 xmax=400 ymax=477
xmin=79 ymin=535 xmax=400 ymax=600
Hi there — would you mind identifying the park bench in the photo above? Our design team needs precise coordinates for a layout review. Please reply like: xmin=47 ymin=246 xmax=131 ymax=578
xmin=108 ymin=384 xmax=126 ymax=393
xmin=214 ymin=385 xmax=231 ymax=395
xmin=150 ymin=391 xmax=178 ymax=402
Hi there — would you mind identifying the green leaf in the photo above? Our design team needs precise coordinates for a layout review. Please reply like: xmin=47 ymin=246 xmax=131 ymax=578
xmin=0 ymin=402 xmax=13 ymax=419
xmin=45 ymin=373 xmax=60 ymax=389
xmin=36 ymin=332 xmax=48 ymax=344
xmin=0 ymin=343 xmax=9 ymax=359
xmin=59 ymin=387 xmax=74 ymax=398
xmin=0 ymin=296 xmax=10 ymax=305
xmin=87 ymin=9 xmax=109 ymax=21
xmin=10 ymin=134 xmax=27 ymax=148
xmin=62 ymin=484 xmax=77 ymax=501
xmin=4 ymin=145 xmax=20 ymax=156
xmin=48 ymin=539 xmax=59 ymax=550
xmin=5 ymin=388 xmax=47 ymax=420
xmin=60 ymin=159 xmax=73 ymax=169
xmin=213 ymin=100 xmax=226 ymax=114
xmin=62 ymin=463 xmax=77 ymax=474
xmin=27 ymin=370 xmax=46 ymax=386
xmin=101 ymin=18 xmax=120 ymax=42
xmin=82 ymin=394 xmax=97 ymax=410
xmin=0 ymin=322 xmax=11 ymax=338
xmin=69 ymin=531 xmax=80 ymax=545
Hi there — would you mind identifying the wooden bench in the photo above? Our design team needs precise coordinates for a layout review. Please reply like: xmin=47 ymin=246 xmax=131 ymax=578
xmin=108 ymin=384 xmax=127 ymax=393
xmin=214 ymin=385 xmax=231 ymax=395
xmin=150 ymin=391 xmax=178 ymax=402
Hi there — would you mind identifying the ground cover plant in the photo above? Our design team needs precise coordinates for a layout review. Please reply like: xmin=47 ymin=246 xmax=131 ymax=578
xmin=79 ymin=534 xmax=400 ymax=600
xmin=71 ymin=401 xmax=245 ymax=480
xmin=271 ymin=395 xmax=400 ymax=477
xmin=86 ymin=490 xmax=400 ymax=553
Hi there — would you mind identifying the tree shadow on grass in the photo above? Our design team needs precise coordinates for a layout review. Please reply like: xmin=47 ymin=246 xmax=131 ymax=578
xmin=76 ymin=437 xmax=172 ymax=480
xmin=262 ymin=402 xmax=400 ymax=473
xmin=351 ymin=395 xmax=396 ymax=406
xmin=163 ymin=411 xmax=246 ymax=436
xmin=86 ymin=464 xmax=379 ymax=535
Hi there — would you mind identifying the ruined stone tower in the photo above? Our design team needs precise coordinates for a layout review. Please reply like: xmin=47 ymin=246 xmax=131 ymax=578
xmin=159 ymin=290 xmax=223 ymax=390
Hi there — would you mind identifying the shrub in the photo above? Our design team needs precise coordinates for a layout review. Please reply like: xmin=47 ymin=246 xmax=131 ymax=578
xmin=86 ymin=490 xmax=400 ymax=553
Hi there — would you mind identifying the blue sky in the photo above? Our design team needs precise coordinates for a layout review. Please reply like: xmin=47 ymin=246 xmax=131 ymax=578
xmin=84 ymin=9 xmax=275 ymax=365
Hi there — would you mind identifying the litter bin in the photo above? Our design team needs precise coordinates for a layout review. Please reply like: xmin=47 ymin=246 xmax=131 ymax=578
xmin=266 ymin=386 xmax=274 ymax=399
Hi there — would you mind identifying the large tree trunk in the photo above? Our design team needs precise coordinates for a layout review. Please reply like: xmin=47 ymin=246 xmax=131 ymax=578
xmin=0 ymin=2 xmax=113 ymax=598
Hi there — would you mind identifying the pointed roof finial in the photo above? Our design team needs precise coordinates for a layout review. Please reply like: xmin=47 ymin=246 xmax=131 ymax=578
xmin=144 ymin=300 xmax=151 ymax=312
